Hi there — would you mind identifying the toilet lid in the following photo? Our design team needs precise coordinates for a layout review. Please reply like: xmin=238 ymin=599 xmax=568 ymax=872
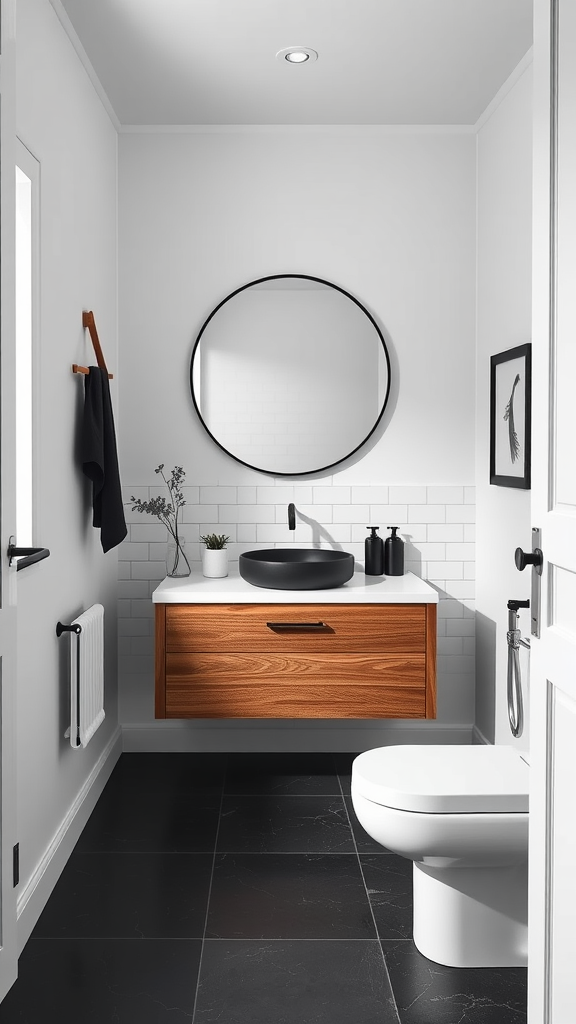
xmin=352 ymin=745 xmax=529 ymax=813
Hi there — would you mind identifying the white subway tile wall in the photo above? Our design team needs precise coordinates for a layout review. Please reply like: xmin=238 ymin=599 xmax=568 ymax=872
xmin=119 ymin=484 xmax=475 ymax=724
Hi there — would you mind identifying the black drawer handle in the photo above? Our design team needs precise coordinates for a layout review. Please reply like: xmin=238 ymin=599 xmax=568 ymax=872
xmin=266 ymin=621 xmax=329 ymax=630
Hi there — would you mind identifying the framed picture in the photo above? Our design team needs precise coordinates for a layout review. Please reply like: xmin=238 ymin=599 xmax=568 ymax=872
xmin=490 ymin=343 xmax=531 ymax=488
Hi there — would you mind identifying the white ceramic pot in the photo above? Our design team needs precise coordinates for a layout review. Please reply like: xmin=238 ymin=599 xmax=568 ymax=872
xmin=202 ymin=547 xmax=228 ymax=578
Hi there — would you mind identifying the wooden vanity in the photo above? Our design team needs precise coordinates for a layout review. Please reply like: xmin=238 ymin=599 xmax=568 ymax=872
xmin=153 ymin=572 xmax=437 ymax=720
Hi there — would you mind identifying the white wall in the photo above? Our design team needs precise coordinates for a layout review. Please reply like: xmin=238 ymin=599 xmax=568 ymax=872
xmin=118 ymin=129 xmax=478 ymax=750
xmin=15 ymin=0 xmax=120 ymax=940
xmin=475 ymin=63 xmax=533 ymax=749
xmin=119 ymin=131 xmax=475 ymax=485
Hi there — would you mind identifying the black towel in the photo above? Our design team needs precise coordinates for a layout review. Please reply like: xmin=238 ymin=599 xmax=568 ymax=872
xmin=81 ymin=366 xmax=127 ymax=553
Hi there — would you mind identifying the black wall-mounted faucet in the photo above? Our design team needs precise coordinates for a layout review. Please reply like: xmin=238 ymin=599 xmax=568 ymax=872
xmin=288 ymin=503 xmax=296 ymax=531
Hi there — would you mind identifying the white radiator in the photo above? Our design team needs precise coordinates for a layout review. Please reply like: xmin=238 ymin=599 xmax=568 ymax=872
xmin=68 ymin=603 xmax=105 ymax=749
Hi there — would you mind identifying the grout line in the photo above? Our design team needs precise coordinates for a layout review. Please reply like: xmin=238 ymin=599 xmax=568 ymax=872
xmin=184 ymin=850 xmax=388 ymax=856
xmin=30 ymin=935 xmax=407 ymax=942
xmin=337 ymin=766 xmax=403 ymax=1024
xmin=73 ymin=848 xmax=393 ymax=855
xmin=190 ymin=760 xmax=228 ymax=1024
xmin=223 ymin=791 xmax=344 ymax=797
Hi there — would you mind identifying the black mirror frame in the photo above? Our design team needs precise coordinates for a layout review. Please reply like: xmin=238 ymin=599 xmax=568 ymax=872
xmin=189 ymin=273 xmax=391 ymax=477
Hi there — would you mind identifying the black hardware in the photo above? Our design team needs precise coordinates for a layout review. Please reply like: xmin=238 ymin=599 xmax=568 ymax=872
xmin=288 ymin=503 xmax=296 ymax=530
xmin=13 ymin=844 xmax=19 ymax=888
xmin=56 ymin=622 xmax=82 ymax=637
xmin=515 ymin=546 xmax=543 ymax=573
xmin=507 ymin=599 xmax=530 ymax=612
xmin=266 ymin=621 xmax=329 ymax=630
xmin=56 ymin=621 xmax=82 ymax=747
xmin=7 ymin=538 xmax=50 ymax=571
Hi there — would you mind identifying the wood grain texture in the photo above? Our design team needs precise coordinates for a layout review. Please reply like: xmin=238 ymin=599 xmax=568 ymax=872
xmin=154 ymin=603 xmax=166 ymax=718
xmin=167 ymin=651 xmax=425 ymax=684
xmin=166 ymin=682 xmax=425 ymax=721
xmin=165 ymin=603 xmax=426 ymax=653
xmin=165 ymin=652 xmax=425 ymax=718
xmin=157 ymin=600 xmax=437 ymax=720
xmin=425 ymin=602 xmax=437 ymax=719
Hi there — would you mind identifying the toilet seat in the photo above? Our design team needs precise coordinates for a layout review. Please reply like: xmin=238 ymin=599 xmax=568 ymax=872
xmin=352 ymin=745 xmax=529 ymax=814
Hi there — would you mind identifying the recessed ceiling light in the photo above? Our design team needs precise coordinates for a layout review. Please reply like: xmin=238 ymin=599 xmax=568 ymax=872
xmin=276 ymin=47 xmax=318 ymax=64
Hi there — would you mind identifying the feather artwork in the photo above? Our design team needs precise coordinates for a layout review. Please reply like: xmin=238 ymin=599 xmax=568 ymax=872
xmin=503 ymin=373 xmax=521 ymax=463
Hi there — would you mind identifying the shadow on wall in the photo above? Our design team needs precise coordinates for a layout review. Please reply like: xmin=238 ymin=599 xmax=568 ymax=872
xmin=291 ymin=520 xmax=424 ymax=580
xmin=403 ymin=534 xmax=422 ymax=577
xmin=72 ymin=379 xmax=96 ymax=541
xmin=475 ymin=612 xmax=497 ymax=744
xmin=295 ymin=510 xmax=344 ymax=552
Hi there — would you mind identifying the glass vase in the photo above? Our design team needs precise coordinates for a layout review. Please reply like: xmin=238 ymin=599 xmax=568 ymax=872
xmin=166 ymin=536 xmax=190 ymax=578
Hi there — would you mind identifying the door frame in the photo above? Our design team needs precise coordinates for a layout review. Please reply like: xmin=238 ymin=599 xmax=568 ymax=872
xmin=0 ymin=0 xmax=20 ymax=1001
xmin=528 ymin=0 xmax=576 ymax=1018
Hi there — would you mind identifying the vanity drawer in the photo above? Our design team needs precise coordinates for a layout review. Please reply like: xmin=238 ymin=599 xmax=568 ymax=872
xmin=165 ymin=603 xmax=426 ymax=654
xmin=165 ymin=652 xmax=426 ymax=718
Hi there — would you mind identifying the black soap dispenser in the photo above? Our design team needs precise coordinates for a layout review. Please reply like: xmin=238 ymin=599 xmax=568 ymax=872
xmin=384 ymin=527 xmax=404 ymax=576
xmin=365 ymin=527 xmax=384 ymax=576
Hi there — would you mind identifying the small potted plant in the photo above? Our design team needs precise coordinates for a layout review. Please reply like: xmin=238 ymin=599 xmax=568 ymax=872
xmin=129 ymin=465 xmax=191 ymax=578
xmin=200 ymin=533 xmax=230 ymax=578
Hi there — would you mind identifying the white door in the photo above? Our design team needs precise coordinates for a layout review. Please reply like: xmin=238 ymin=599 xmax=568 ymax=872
xmin=528 ymin=2 xmax=576 ymax=1021
xmin=0 ymin=0 xmax=19 ymax=1001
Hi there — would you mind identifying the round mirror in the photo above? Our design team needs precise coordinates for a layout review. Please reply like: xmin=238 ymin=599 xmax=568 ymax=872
xmin=190 ymin=274 xmax=391 ymax=475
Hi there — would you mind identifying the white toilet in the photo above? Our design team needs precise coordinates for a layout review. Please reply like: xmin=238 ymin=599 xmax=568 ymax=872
xmin=351 ymin=744 xmax=529 ymax=968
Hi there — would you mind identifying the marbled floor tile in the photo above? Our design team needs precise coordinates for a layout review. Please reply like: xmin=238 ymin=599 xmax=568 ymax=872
xmin=224 ymin=752 xmax=340 ymax=795
xmin=111 ymin=752 xmax=227 ymax=795
xmin=76 ymin=786 xmax=221 ymax=852
xmin=333 ymin=752 xmax=360 ymax=796
xmin=344 ymin=794 xmax=393 ymax=853
xmin=33 ymin=852 xmax=213 ymax=938
xmin=360 ymin=854 xmax=413 ymax=938
xmin=217 ymin=795 xmax=355 ymax=853
xmin=381 ymin=940 xmax=528 ymax=1024
xmin=206 ymin=853 xmax=377 ymax=939
xmin=194 ymin=939 xmax=399 ymax=1024
xmin=0 ymin=938 xmax=202 ymax=1024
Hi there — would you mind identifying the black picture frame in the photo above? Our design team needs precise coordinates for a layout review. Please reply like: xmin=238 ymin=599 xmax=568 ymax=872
xmin=490 ymin=343 xmax=531 ymax=489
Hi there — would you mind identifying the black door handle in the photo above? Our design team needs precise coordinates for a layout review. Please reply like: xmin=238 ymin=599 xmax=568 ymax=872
xmin=7 ymin=541 xmax=50 ymax=571
xmin=515 ymin=546 xmax=543 ymax=573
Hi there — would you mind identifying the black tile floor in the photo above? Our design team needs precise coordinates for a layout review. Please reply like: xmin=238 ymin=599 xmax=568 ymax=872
xmin=0 ymin=752 xmax=528 ymax=1023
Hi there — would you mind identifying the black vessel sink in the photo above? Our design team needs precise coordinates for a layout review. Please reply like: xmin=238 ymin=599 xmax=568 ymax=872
xmin=239 ymin=548 xmax=355 ymax=590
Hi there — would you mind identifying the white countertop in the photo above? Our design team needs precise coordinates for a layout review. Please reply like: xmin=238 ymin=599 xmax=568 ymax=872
xmin=152 ymin=569 xmax=438 ymax=604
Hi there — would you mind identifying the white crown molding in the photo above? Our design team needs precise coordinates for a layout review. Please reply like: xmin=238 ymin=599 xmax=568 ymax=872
xmin=119 ymin=122 xmax=477 ymax=135
xmin=474 ymin=47 xmax=534 ymax=132
xmin=48 ymin=0 xmax=121 ymax=131
xmin=45 ymin=4 xmax=531 ymax=139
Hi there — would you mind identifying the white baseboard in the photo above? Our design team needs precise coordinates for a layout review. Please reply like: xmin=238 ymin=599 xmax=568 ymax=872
xmin=472 ymin=724 xmax=491 ymax=745
xmin=121 ymin=720 xmax=475 ymax=752
xmin=17 ymin=726 xmax=122 ymax=953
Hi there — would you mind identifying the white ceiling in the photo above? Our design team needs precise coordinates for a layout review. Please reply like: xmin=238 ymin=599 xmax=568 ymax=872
xmin=58 ymin=0 xmax=533 ymax=126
